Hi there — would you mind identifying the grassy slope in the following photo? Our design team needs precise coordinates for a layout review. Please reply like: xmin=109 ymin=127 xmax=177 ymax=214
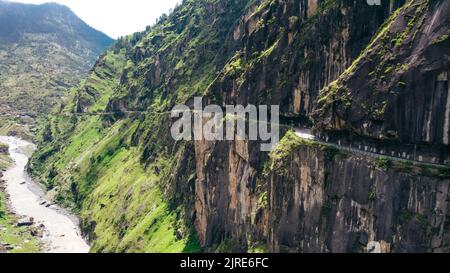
xmin=31 ymin=45 xmax=201 ymax=252
xmin=63 ymin=117 xmax=199 ymax=252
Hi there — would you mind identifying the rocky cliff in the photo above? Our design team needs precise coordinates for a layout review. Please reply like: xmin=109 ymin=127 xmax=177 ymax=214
xmin=31 ymin=0 xmax=450 ymax=253
xmin=194 ymin=0 xmax=447 ymax=250
xmin=266 ymin=132 xmax=449 ymax=253
xmin=314 ymin=0 xmax=450 ymax=160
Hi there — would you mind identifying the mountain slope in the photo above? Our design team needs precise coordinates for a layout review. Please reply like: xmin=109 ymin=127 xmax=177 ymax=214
xmin=0 ymin=1 xmax=113 ymax=137
xmin=31 ymin=0 xmax=252 ymax=252
xmin=31 ymin=0 xmax=450 ymax=253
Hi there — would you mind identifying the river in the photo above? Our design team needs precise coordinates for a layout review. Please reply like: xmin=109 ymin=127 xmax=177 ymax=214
xmin=0 ymin=136 xmax=90 ymax=253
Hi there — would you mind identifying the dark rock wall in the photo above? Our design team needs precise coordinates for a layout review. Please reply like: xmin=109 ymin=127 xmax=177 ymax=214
xmin=268 ymin=145 xmax=450 ymax=253
xmin=314 ymin=0 xmax=450 ymax=146
xmin=194 ymin=0 xmax=413 ymax=250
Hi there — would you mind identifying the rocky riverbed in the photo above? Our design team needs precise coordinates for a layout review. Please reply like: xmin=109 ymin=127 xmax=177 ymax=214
xmin=0 ymin=136 xmax=89 ymax=253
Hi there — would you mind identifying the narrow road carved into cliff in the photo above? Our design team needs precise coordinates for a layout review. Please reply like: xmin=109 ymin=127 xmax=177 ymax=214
xmin=293 ymin=128 xmax=447 ymax=168
xmin=0 ymin=136 xmax=90 ymax=253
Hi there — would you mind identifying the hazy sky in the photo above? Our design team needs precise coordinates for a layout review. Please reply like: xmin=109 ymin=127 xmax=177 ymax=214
xmin=14 ymin=0 xmax=181 ymax=38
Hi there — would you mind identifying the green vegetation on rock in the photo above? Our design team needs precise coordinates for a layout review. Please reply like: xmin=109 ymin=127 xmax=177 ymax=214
xmin=374 ymin=157 xmax=393 ymax=171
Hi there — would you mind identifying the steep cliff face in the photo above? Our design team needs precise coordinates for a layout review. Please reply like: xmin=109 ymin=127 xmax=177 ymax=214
xmin=194 ymin=0 xmax=407 ymax=248
xmin=314 ymin=0 xmax=450 ymax=147
xmin=267 ymin=132 xmax=450 ymax=253
xmin=31 ymin=0 xmax=450 ymax=253
xmin=208 ymin=0 xmax=406 ymax=116
xmin=266 ymin=0 xmax=450 ymax=253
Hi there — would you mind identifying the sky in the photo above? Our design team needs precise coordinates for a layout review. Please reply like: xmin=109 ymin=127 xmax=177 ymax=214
xmin=13 ymin=0 xmax=182 ymax=38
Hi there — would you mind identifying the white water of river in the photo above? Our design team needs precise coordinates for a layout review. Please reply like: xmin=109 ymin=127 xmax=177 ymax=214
xmin=0 ymin=136 xmax=89 ymax=253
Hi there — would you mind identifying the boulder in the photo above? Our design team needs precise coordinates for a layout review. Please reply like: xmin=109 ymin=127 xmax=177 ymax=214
xmin=17 ymin=217 xmax=34 ymax=227
xmin=30 ymin=228 xmax=43 ymax=238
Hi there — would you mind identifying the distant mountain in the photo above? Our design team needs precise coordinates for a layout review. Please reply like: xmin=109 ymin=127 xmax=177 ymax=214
xmin=0 ymin=1 xmax=113 ymax=136
xmin=0 ymin=1 xmax=112 ymax=52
